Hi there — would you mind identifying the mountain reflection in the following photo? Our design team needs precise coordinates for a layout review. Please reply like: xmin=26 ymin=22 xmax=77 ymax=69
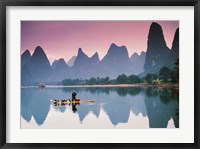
xmin=21 ymin=88 xmax=51 ymax=125
xmin=21 ymin=86 xmax=179 ymax=128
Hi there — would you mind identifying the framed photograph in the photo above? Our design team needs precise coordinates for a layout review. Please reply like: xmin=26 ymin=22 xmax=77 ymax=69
xmin=1 ymin=0 xmax=199 ymax=148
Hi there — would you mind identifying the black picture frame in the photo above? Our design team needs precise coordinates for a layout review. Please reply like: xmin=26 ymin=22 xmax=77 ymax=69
xmin=0 ymin=0 xmax=199 ymax=149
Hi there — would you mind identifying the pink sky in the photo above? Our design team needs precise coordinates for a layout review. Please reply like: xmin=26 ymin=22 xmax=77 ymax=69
xmin=21 ymin=21 xmax=179 ymax=64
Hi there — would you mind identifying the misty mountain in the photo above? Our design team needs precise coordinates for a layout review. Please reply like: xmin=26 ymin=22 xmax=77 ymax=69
xmin=90 ymin=52 xmax=100 ymax=64
xmin=130 ymin=52 xmax=139 ymax=64
xmin=52 ymin=60 xmax=58 ymax=70
xmin=73 ymin=48 xmax=90 ymax=68
xmin=100 ymin=43 xmax=133 ymax=78
xmin=71 ymin=48 xmax=101 ymax=79
xmin=54 ymin=58 xmax=69 ymax=71
xmin=21 ymin=46 xmax=52 ymax=85
xmin=130 ymin=51 xmax=146 ymax=75
xmin=50 ymin=58 xmax=70 ymax=82
xmin=67 ymin=56 xmax=76 ymax=67
xmin=21 ymin=49 xmax=31 ymax=67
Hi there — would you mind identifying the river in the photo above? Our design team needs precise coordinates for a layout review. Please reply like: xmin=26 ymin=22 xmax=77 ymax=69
xmin=21 ymin=86 xmax=179 ymax=129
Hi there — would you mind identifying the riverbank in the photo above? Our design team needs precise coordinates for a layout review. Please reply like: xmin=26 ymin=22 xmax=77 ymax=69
xmin=21 ymin=83 xmax=179 ymax=89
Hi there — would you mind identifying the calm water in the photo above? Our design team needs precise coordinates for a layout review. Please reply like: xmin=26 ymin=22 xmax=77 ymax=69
xmin=21 ymin=86 xmax=179 ymax=129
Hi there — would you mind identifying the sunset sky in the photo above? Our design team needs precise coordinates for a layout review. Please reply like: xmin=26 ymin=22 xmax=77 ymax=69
xmin=21 ymin=21 xmax=179 ymax=64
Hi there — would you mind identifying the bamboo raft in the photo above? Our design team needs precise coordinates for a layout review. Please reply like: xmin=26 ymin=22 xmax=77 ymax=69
xmin=50 ymin=98 xmax=96 ymax=106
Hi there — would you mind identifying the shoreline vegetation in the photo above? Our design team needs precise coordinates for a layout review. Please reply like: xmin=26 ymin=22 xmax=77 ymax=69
xmin=22 ymin=82 xmax=179 ymax=89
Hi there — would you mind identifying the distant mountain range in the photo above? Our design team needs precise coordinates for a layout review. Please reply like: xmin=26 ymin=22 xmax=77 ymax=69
xmin=21 ymin=22 xmax=179 ymax=85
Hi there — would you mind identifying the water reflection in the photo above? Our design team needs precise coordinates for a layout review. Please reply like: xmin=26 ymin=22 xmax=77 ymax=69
xmin=21 ymin=87 xmax=179 ymax=128
xmin=144 ymin=87 xmax=179 ymax=128
xmin=52 ymin=101 xmax=78 ymax=113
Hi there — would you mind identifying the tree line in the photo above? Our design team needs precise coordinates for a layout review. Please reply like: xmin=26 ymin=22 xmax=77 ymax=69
xmin=61 ymin=74 xmax=142 ymax=85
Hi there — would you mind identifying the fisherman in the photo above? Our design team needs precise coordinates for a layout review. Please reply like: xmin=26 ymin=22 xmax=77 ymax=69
xmin=72 ymin=103 xmax=77 ymax=113
xmin=71 ymin=91 xmax=77 ymax=112
xmin=71 ymin=90 xmax=77 ymax=101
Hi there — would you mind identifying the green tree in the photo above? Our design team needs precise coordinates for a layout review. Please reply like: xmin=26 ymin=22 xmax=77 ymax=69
xmin=171 ymin=59 xmax=179 ymax=83
xmin=127 ymin=74 xmax=141 ymax=84
xmin=159 ymin=66 xmax=171 ymax=82
xmin=145 ymin=73 xmax=158 ymax=84
xmin=116 ymin=74 xmax=127 ymax=84
xmin=103 ymin=77 xmax=110 ymax=84
xmin=87 ymin=77 xmax=97 ymax=85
